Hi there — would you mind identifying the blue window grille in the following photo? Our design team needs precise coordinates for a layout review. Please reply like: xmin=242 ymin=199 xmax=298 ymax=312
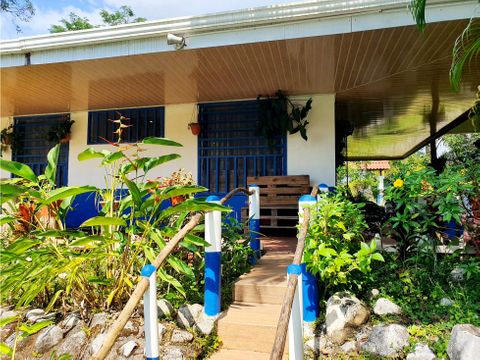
xmin=88 ymin=107 xmax=165 ymax=144
xmin=13 ymin=114 xmax=69 ymax=187
xmin=198 ymin=101 xmax=287 ymax=193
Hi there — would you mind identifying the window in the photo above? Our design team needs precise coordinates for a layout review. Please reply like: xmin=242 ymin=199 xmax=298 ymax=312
xmin=13 ymin=114 xmax=69 ymax=187
xmin=198 ymin=101 xmax=286 ymax=193
xmin=88 ymin=107 xmax=164 ymax=144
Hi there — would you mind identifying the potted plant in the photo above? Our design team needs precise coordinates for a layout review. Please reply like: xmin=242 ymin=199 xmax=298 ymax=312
xmin=257 ymin=89 xmax=312 ymax=144
xmin=158 ymin=168 xmax=195 ymax=205
xmin=188 ymin=122 xmax=201 ymax=135
xmin=1 ymin=124 xmax=20 ymax=154
xmin=47 ymin=118 xmax=75 ymax=144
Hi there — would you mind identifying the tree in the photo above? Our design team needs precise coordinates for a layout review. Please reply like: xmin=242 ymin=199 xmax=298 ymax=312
xmin=49 ymin=5 xmax=145 ymax=33
xmin=100 ymin=5 xmax=146 ymax=26
xmin=409 ymin=0 xmax=480 ymax=92
xmin=49 ymin=13 xmax=94 ymax=33
xmin=0 ymin=0 xmax=35 ymax=31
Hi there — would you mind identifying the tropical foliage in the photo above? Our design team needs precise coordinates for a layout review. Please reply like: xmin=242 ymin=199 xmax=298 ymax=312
xmin=304 ymin=193 xmax=384 ymax=291
xmin=0 ymin=131 xmax=229 ymax=316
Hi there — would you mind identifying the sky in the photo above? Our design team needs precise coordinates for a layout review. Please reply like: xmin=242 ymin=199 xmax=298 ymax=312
xmin=1 ymin=0 xmax=294 ymax=40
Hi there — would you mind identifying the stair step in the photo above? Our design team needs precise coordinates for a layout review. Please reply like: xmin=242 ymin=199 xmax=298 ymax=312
xmin=217 ymin=302 xmax=287 ymax=353
xmin=210 ymin=349 xmax=282 ymax=360
xmin=234 ymin=283 xmax=286 ymax=304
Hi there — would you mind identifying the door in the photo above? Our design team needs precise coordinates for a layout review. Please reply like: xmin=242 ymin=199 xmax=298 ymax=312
xmin=198 ymin=101 xmax=286 ymax=193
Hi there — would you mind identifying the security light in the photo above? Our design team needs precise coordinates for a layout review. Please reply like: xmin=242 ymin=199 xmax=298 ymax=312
xmin=167 ymin=33 xmax=186 ymax=50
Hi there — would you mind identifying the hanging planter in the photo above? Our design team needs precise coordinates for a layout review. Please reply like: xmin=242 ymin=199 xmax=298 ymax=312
xmin=47 ymin=117 xmax=75 ymax=144
xmin=188 ymin=122 xmax=201 ymax=135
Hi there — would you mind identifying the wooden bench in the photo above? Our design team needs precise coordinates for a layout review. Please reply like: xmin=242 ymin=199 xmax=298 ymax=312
xmin=242 ymin=175 xmax=311 ymax=230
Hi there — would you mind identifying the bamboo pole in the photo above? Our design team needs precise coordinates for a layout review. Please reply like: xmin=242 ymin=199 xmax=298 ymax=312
xmin=269 ymin=185 xmax=318 ymax=359
xmin=91 ymin=188 xmax=254 ymax=360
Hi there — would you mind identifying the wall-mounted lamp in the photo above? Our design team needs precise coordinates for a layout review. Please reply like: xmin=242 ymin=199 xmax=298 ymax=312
xmin=167 ymin=33 xmax=186 ymax=50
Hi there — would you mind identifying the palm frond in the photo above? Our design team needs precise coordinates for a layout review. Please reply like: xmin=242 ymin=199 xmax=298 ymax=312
xmin=450 ymin=18 xmax=480 ymax=92
xmin=409 ymin=0 xmax=427 ymax=32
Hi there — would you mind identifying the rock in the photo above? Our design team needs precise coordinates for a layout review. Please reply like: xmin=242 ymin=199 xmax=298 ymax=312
xmin=305 ymin=336 xmax=335 ymax=355
xmin=171 ymin=329 xmax=194 ymax=343
xmin=370 ymin=289 xmax=380 ymax=298
xmin=325 ymin=292 xmax=370 ymax=345
xmin=91 ymin=312 xmax=108 ymax=329
xmin=373 ymin=298 xmax=402 ymax=315
xmin=91 ymin=333 xmax=107 ymax=355
xmin=162 ymin=347 xmax=184 ymax=360
xmin=194 ymin=311 xmax=216 ymax=335
xmin=158 ymin=322 xmax=167 ymax=340
xmin=340 ymin=340 xmax=357 ymax=353
xmin=0 ymin=310 xmax=17 ymax=320
xmin=406 ymin=343 xmax=436 ymax=360
xmin=450 ymin=268 xmax=466 ymax=282
xmin=303 ymin=322 xmax=316 ymax=339
xmin=361 ymin=324 xmax=409 ymax=357
xmin=120 ymin=340 xmax=138 ymax=357
xmin=447 ymin=324 xmax=480 ymax=360
xmin=121 ymin=320 xmax=139 ymax=337
xmin=157 ymin=299 xmax=174 ymax=318
xmin=56 ymin=327 xmax=87 ymax=356
xmin=59 ymin=313 xmax=80 ymax=333
xmin=355 ymin=325 xmax=372 ymax=346
xmin=35 ymin=325 xmax=64 ymax=353
xmin=440 ymin=298 xmax=453 ymax=307
xmin=176 ymin=304 xmax=203 ymax=329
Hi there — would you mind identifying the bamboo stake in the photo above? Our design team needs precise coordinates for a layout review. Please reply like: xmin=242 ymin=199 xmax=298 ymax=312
xmin=270 ymin=185 xmax=318 ymax=359
xmin=91 ymin=188 xmax=254 ymax=360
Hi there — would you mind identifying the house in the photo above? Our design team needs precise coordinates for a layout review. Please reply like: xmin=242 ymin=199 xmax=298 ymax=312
xmin=1 ymin=0 xmax=478 ymax=225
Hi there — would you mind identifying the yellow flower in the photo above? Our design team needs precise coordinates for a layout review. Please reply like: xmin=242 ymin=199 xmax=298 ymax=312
xmin=393 ymin=179 xmax=404 ymax=188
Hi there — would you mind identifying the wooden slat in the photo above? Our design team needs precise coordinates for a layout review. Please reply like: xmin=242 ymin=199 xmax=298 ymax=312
xmin=248 ymin=175 xmax=309 ymax=186
xmin=260 ymin=187 xmax=310 ymax=195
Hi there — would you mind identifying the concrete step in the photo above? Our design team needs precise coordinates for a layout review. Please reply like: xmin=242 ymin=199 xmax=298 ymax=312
xmin=217 ymin=302 xmax=287 ymax=354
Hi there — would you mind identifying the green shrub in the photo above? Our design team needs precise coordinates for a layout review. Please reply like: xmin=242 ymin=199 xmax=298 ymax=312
xmin=304 ymin=193 xmax=383 ymax=292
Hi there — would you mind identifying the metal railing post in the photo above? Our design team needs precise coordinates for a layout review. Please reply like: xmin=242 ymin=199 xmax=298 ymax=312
xmin=287 ymin=264 xmax=303 ymax=360
xmin=299 ymin=195 xmax=319 ymax=323
xmin=204 ymin=195 xmax=222 ymax=316
xmin=141 ymin=264 xmax=159 ymax=360
xmin=249 ymin=184 xmax=261 ymax=263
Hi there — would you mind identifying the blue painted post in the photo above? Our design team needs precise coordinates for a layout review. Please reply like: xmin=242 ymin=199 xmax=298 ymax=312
xmin=204 ymin=195 xmax=222 ymax=317
xmin=319 ymin=183 xmax=329 ymax=193
xmin=299 ymin=195 xmax=319 ymax=323
xmin=141 ymin=264 xmax=159 ymax=360
xmin=249 ymin=185 xmax=261 ymax=263
xmin=287 ymin=264 xmax=304 ymax=360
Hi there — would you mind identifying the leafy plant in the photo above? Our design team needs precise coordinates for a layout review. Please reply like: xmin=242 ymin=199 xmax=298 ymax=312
xmin=46 ymin=117 xmax=75 ymax=143
xmin=384 ymin=158 xmax=478 ymax=260
xmin=257 ymin=89 xmax=312 ymax=143
xmin=0 ymin=115 xmax=230 ymax=315
xmin=304 ymin=193 xmax=384 ymax=291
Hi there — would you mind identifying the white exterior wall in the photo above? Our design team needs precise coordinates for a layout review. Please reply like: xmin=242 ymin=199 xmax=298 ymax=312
xmin=2 ymin=95 xmax=335 ymax=188
xmin=68 ymin=104 xmax=198 ymax=187
xmin=287 ymin=94 xmax=336 ymax=187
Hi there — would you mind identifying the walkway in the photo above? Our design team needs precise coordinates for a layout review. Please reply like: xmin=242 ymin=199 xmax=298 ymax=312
xmin=211 ymin=237 xmax=295 ymax=359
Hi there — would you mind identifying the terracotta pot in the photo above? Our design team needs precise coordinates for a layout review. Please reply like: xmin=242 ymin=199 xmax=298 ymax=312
xmin=59 ymin=134 xmax=71 ymax=144
xmin=1 ymin=136 xmax=12 ymax=146
xmin=171 ymin=195 xmax=186 ymax=206
xmin=188 ymin=123 xmax=201 ymax=135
